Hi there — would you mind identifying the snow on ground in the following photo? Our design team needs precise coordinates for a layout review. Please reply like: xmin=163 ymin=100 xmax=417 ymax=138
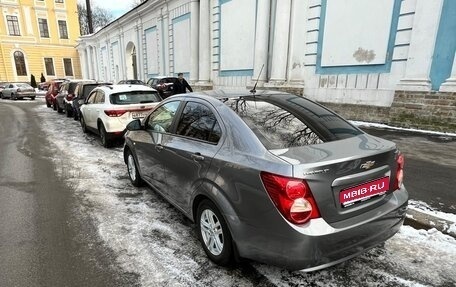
xmin=351 ymin=120 xmax=456 ymax=138
xmin=409 ymin=200 xmax=456 ymax=223
xmin=35 ymin=104 xmax=456 ymax=287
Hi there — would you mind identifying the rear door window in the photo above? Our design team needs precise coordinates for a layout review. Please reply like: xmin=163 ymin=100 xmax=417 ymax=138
xmin=176 ymin=102 xmax=222 ymax=144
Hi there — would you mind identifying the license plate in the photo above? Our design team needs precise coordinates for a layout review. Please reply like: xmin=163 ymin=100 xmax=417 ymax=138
xmin=131 ymin=112 xmax=147 ymax=119
xmin=339 ymin=177 xmax=389 ymax=207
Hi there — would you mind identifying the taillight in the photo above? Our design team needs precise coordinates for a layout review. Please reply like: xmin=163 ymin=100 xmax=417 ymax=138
xmin=393 ymin=153 xmax=405 ymax=190
xmin=104 ymin=109 xmax=127 ymax=117
xmin=260 ymin=172 xmax=320 ymax=225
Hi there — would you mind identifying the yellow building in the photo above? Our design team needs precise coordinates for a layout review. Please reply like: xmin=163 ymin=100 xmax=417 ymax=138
xmin=0 ymin=0 xmax=81 ymax=82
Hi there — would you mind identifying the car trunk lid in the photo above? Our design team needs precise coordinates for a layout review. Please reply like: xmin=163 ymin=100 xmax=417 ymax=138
xmin=270 ymin=133 xmax=400 ymax=224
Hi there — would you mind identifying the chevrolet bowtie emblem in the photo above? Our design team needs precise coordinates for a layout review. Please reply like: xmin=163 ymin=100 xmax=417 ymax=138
xmin=360 ymin=161 xmax=375 ymax=170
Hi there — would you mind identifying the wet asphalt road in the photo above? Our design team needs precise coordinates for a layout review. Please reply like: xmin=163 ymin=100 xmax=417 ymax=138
xmin=360 ymin=127 xmax=456 ymax=214
xmin=0 ymin=101 xmax=138 ymax=287
xmin=0 ymin=100 xmax=455 ymax=286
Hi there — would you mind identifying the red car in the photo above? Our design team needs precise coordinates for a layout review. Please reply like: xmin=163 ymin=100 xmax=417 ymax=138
xmin=45 ymin=80 xmax=66 ymax=109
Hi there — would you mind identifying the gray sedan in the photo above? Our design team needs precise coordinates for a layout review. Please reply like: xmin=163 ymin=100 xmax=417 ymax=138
xmin=0 ymin=83 xmax=35 ymax=100
xmin=123 ymin=90 xmax=408 ymax=271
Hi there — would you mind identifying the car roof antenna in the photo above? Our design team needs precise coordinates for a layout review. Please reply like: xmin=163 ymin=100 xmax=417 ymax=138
xmin=250 ymin=64 xmax=264 ymax=95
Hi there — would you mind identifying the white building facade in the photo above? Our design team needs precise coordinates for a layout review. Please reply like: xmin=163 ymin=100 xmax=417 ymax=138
xmin=77 ymin=0 xmax=456 ymax=108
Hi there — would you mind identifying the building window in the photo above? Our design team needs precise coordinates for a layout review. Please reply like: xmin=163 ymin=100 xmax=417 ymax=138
xmin=55 ymin=0 xmax=64 ymax=3
xmin=63 ymin=58 xmax=73 ymax=76
xmin=44 ymin=58 xmax=55 ymax=76
xmin=7 ymin=15 xmax=20 ymax=36
xmin=58 ymin=20 xmax=68 ymax=39
xmin=38 ymin=18 xmax=49 ymax=38
xmin=14 ymin=51 xmax=27 ymax=76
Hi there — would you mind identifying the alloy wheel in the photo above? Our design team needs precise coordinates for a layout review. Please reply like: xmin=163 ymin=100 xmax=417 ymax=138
xmin=127 ymin=154 xmax=136 ymax=182
xmin=200 ymin=209 xmax=224 ymax=256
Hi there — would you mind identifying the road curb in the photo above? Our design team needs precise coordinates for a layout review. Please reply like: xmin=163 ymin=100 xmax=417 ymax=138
xmin=404 ymin=208 xmax=456 ymax=238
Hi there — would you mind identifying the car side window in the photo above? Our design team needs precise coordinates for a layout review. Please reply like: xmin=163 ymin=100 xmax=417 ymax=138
xmin=87 ymin=91 xmax=97 ymax=104
xmin=95 ymin=91 xmax=105 ymax=104
xmin=176 ymin=102 xmax=222 ymax=144
xmin=74 ymin=85 xmax=80 ymax=97
xmin=8 ymin=84 xmax=13 ymax=88
xmin=146 ymin=101 xmax=180 ymax=133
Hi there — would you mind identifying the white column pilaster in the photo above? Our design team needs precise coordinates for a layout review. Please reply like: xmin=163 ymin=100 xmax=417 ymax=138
xmin=86 ymin=46 xmax=93 ymax=79
xmin=190 ymin=0 xmax=199 ymax=82
xmin=119 ymin=32 xmax=125 ymax=80
xmin=93 ymin=46 xmax=100 ymax=80
xmin=269 ymin=0 xmax=292 ymax=83
xmin=252 ymin=0 xmax=270 ymax=85
xmin=136 ymin=22 xmax=144 ymax=80
xmin=198 ymin=0 xmax=210 ymax=83
xmin=163 ymin=11 xmax=170 ymax=76
xmin=79 ymin=48 xmax=88 ymax=79
xmin=440 ymin=53 xmax=456 ymax=92
xmin=397 ymin=0 xmax=444 ymax=91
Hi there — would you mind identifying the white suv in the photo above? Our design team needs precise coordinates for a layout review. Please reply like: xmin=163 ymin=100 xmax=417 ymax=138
xmin=80 ymin=84 xmax=162 ymax=147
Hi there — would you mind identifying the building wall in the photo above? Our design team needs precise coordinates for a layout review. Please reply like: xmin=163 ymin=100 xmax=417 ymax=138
xmin=0 ymin=0 xmax=81 ymax=82
xmin=77 ymin=0 xmax=456 ymax=99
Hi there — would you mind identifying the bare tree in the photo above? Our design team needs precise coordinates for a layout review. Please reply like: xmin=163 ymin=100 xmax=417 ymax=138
xmin=130 ymin=0 xmax=147 ymax=8
xmin=77 ymin=3 xmax=114 ymax=35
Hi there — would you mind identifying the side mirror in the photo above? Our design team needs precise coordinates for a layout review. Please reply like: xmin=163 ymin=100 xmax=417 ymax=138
xmin=126 ymin=119 xmax=142 ymax=131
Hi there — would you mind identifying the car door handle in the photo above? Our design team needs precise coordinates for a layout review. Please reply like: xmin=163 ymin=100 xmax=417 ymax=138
xmin=191 ymin=153 xmax=205 ymax=161
xmin=155 ymin=144 xmax=164 ymax=151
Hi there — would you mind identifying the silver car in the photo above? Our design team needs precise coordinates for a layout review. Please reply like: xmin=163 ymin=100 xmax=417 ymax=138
xmin=0 ymin=83 xmax=35 ymax=100
xmin=123 ymin=90 xmax=408 ymax=271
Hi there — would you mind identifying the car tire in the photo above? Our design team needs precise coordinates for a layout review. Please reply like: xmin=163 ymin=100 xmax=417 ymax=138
xmin=197 ymin=200 xmax=234 ymax=267
xmin=0 ymin=93 xmax=3 ymax=99
xmin=80 ymin=116 xmax=88 ymax=133
xmin=126 ymin=150 xmax=143 ymax=187
xmin=65 ymin=105 xmax=72 ymax=118
xmin=99 ymin=123 xmax=111 ymax=148
xmin=11 ymin=93 xmax=16 ymax=100
xmin=57 ymin=103 xmax=63 ymax=113
xmin=31 ymin=97 xmax=35 ymax=101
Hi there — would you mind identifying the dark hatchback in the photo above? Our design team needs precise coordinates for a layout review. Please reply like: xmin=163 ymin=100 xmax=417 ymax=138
xmin=146 ymin=76 xmax=177 ymax=99
xmin=123 ymin=90 xmax=408 ymax=271
xmin=72 ymin=82 xmax=112 ymax=120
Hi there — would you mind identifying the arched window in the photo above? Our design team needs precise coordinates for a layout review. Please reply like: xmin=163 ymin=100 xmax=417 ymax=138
xmin=14 ymin=51 xmax=27 ymax=76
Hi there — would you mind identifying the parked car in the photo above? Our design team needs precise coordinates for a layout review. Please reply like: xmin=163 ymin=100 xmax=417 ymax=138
xmin=38 ymin=82 xmax=50 ymax=91
xmin=79 ymin=84 xmax=162 ymax=147
xmin=123 ymin=90 xmax=408 ymax=271
xmin=146 ymin=76 xmax=177 ymax=99
xmin=55 ymin=80 xmax=94 ymax=116
xmin=72 ymin=82 xmax=112 ymax=120
xmin=117 ymin=79 xmax=145 ymax=85
xmin=45 ymin=80 xmax=66 ymax=108
xmin=0 ymin=82 xmax=8 ymax=97
xmin=0 ymin=83 xmax=35 ymax=100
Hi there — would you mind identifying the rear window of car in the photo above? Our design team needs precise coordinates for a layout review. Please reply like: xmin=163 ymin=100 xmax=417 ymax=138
xmin=68 ymin=82 xmax=78 ymax=93
xmin=81 ymin=85 xmax=100 ymax=99
xmin=225 ymin=96 xmax=362 ymax=149
xmin=17 ymin=83 xmax=32 ymax=88
xmin=110 ymin=91 xmax=161 ymax=105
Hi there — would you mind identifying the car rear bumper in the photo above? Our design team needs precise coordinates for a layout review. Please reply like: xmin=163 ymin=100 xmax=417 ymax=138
xmin=232 ymin=187 xmax=408 ymax=271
